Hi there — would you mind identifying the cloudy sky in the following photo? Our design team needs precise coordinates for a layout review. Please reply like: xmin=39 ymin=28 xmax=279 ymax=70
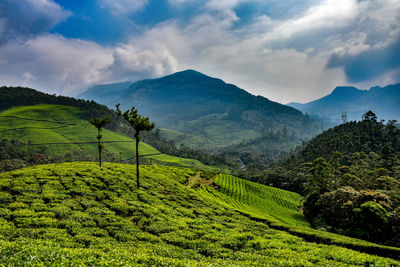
xmin=0 ymin=0 xmax=399 ymax=103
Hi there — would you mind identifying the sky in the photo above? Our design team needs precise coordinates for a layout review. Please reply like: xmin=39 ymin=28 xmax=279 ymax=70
xmin=0 ymin=0 xmax=399 ymax=103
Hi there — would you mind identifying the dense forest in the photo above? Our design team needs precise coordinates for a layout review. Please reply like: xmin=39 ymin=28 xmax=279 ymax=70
xmin=240 ymin=111 xmax=400 ymax=246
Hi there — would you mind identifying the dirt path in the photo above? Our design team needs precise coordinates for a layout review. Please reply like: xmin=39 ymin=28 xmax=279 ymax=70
xmin=187 ymin=171 xmax=217 ymax=188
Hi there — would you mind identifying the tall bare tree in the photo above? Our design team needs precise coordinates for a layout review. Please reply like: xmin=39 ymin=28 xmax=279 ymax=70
xmin=116 ymin=104 xmax=155 ymax=188
xmin=89 ymin=117 xmax=110 ymax=167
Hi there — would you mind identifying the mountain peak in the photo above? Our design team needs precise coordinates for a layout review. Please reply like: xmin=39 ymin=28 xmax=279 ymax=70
xmin=331 ymin=86 xmax=361 ymax=95
xmin=287 ymin=83 xmax=400 ymax=123
xmin=165 ymin=69 xmax=208 ymax=79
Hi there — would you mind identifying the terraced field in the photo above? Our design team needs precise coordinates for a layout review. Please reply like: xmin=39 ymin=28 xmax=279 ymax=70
xmin=0 ymin=104 xmax=212 ymax=169
xmin=195 ymin=173 xmax=400 ymax=259
xmin=0 ymin=162 xmax=398 ymax=265
xmin=199 ymin=174 xmax=309 ymax=227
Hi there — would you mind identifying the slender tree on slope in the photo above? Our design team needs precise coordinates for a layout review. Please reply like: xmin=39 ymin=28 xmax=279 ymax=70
xmin=89 ymin=117 xmax=110 ymax=167
xmin=116 ymin=104 xmax=155 ymax=188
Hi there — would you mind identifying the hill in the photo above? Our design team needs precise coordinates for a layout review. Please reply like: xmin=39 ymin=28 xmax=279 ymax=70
xmin=0 ymin=162 xmax=398 ymax=265
xmin=288 ymin=83 xmax=400 ymax=123
xmin=278 ymin=113 xmax=400 ymax=246
xmin=0 ymin=86 xmax=231 ymax=171
xmin=0 ymin=104 xmax=215 ymax=171
xmin=285 ymin=111 xmax=400 ymax=167
xmin=79 ymin=70 xmax=325 ymax=153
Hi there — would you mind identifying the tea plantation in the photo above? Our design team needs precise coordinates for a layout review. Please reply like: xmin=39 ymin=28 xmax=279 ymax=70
xmin=198 ymin=173 xmax=309 ymax=227
xmin=0 ymin=162 xmax=399 ymax=266
xmin=0 ymin=104 xmax=211 ymax=169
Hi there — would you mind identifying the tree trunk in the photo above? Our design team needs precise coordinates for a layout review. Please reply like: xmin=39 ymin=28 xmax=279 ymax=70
xmin=136 ymin=136 xmax=140 ymax=189
xmin=98 ymin=128 xmax=102 ymax=167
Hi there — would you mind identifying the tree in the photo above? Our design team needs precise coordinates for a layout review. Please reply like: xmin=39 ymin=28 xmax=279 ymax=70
xmin=116 ymin=104 xmax=155 ymax=188
xmin=89 ymin=117 xmax=110 ymax=167
xmin=306 ymin=157 xmax=333 ymax=194
xmin=362 ymin=110 xmax=377 ymax=123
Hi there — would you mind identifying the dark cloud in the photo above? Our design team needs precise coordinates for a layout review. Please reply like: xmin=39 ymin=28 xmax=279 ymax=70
xmin=0 ymin=0 xmax=70 ymax=44
xmin=327 ymin=38 xmax=400 ymax=82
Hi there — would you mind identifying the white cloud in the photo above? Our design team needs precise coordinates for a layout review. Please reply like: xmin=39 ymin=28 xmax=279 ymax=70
xmin=280 ymin=0 xmax=358 ymax=35
xmin=0 ymin=35 xmax=114 ymax=95
xmin=0 ymin=31 xmax=181 ymax=96
xmin=25 ymin=0 xmax=71 ymax=18
xmin=110 ymin=44 xmax=178 ymax=78
xmin=23 ymin=72 xmax=37 ymax=85
xmin=100 ymin=0 xmax=148 ymax=15
xmin=1 ymin=0 xmax=399 ymax=104
xmin=205 ymin=0 xmax=249 ymax=10
xmin=0 ymin=0 xmax=71 ymax=44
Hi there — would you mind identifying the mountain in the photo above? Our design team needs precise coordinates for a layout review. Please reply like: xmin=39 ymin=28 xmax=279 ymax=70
xmin=288 ymin=84 xmax=400 ymax=123
xmin=78 ymin=81 xmax=132 ymax=107
xmin=0 ymin=162 xmax=398 ymax=264
xmin=79 ymin=70 xmax=325 ymax=153
xmin=0 ymin=86 xmax=216 ymax=171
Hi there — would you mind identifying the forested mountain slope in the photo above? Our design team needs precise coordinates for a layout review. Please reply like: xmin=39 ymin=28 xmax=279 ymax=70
xmin=285 ymin=111 xmax=400 ymax=167
xmin=280 ymin=112 xmax=400 ymax=247
xmin=80 ymin=70 xmax=325 ymax=152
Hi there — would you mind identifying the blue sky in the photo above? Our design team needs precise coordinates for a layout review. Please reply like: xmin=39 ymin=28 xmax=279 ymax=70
xmin=0 ymin=0 xmax=399 ymax=103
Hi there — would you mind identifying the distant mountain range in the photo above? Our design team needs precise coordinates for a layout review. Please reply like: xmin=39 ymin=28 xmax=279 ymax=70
xmin=288 ymin=84 xmax=400 ymax=123
xmin=79 ymin=70 xmax=325 ymax=153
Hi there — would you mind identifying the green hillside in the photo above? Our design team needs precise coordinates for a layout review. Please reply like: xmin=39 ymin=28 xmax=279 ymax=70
xmin=198 ymin=174 xmax=309 ymax=227
xmin=80 ymin=70 xmax=325 ymax=154
xmin=276 ymin=113 xmax=400 ymax=246
xmin=0 ymin=162 xmax=398 ymax=265
xmin=0 ymin=104 xmax=212 ymax=169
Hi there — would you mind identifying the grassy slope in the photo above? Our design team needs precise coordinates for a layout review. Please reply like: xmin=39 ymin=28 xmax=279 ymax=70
xmin=0 ymin=162 xmax=398 ymax=266
xmin=0 ymin=104 xmax=212 ymax=169
xmin=159 ymin=114 xmax=262 ymax=150
xmin=197 ymin=175 xmax=400 ymax=259
xmin=199 ymin=174 xmax=309 ymax=227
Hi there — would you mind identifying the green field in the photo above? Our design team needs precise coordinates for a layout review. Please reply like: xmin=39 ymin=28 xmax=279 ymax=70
xmin=193 ymin=173 xmax=400 ymax=259
xmin=160 ymin=113 xmax=262 ymax=150
xmin=199 ymin=174 xmax=309 ymax=227
xmin=0 ymin=104 xmax=213 ymax=169
xmin=0 ymin=162 xmax=398 ymax=265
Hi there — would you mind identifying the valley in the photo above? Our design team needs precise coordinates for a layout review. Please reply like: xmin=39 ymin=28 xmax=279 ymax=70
xmin=1 ymin=81 xmax=400 ymax=265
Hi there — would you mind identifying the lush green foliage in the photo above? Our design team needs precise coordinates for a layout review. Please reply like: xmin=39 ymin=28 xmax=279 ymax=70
xmin=194 ymin=172 xmax=400 ymax=259
xmin=0 ymin=86 xmax=127 ymax=135
xmin=199 ymin=174 xmax=309 ymax=227
xmin=0 ymin=163 xmax=398 ymax=265
xmin=285 ymin=114 xmax=400 ymax=169
xmin=1 ymin=86 xmax=231 ymax=170
xmin=302 ymin=155 xmax=400 ymax=246
xmin=277 ymin=112 xmax=400 ymax=246
xmin=0 ymin=104 xmax=214 ymax=172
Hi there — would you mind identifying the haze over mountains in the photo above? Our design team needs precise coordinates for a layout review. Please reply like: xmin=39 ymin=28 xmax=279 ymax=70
xmin=79 ymin=70 xmax=325 ymax=153
xmin=288 ymin=84 xmax=400 ymax=123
